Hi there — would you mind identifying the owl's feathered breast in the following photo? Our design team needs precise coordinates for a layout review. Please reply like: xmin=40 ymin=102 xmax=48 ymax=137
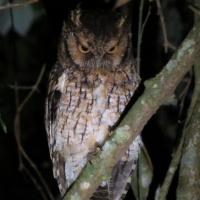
xmin=45 ymin=62 xmax=138 ymax=195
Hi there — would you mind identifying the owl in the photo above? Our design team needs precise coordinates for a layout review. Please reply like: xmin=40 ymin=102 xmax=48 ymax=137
xmin=45 ymin=8 xmax=141 ymax=200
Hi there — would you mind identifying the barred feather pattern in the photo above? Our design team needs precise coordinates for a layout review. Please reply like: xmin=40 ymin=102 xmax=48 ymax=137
xmin=45 ymin=9 xmax=141 ymax=200
xmin=91 ymin=136 xmax=142 ymax=200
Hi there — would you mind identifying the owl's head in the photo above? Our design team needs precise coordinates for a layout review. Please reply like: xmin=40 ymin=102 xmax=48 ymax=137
xmin=59 ymin=9 xmax=132 ymax=71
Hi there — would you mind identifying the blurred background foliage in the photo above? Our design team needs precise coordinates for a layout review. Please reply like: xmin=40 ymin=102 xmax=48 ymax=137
xmin=0 ymin=0 xmax=194 ymax=199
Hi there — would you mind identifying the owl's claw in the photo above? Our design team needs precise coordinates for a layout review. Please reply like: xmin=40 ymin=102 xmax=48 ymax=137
xmin=89 ymin=160 xmax=94 ymax=166
xmin=96 ymin=144 xmax=103 ymax=151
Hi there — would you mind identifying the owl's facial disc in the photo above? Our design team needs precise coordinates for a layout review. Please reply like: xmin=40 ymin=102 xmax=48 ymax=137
xmin=67 ymin=32 xmax=128 ymax=69
xmin=77 ymin=41 xmax=120 ymax=68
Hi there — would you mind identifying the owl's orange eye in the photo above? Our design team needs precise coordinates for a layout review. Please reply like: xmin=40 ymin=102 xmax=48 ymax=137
xmin=78 ymin=45 xmax=90 ymax=53
xmin=107 ymin=45 xmax=118 ymax=54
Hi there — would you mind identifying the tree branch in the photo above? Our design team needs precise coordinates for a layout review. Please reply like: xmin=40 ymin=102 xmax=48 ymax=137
xmin=176 ymin=58 xmax=200 ymax=200
xmin=0 ymin=0 xmax=39 ymax=11
xmin=63 ymin=9 xmax=200 ymax=200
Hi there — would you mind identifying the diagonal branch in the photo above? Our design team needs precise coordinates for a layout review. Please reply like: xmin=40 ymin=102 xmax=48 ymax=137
xmin=63 ymin=11 xmax=200 ymax=200
xmin=176 ymin=57 xmax=200 ymax=200
xmin=0 ymin=0 xmax=39 ymax=11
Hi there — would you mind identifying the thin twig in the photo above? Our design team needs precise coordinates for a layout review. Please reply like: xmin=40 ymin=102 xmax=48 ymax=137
xmin=18 ymin=65 xmax=45 ymax=112
xmin=141 ymin=6 xmax=152 ymax=37
xmin=14 ymin=87 xmax=49 ymax=200
xmin=137 ymin=3 xmax=152 ymax=75
xmin=0 ymin=0 xmax=39 ymax=11
xmin=16 ymin=134 xmax=54 ymax=200
xmin=136 ymin=0 xmax=144 ymax=75
xmin=23 ymin=166 xmax=48 ymax=200
xmin=14 ymin=82 xmax=23 ymax=171
xmin=13 ymin=65 xmax=54 ymax=200
xmin=189 ymin=5 xmax=200 ymax=15
xmin=179 ymin=69 xmax=193 ymax=117
xmin=142 ymin=144 xmax=153 ymax=171
xmin=156 ymin=0 xmax=176 ymax=52
xmin=8 ymin=85 xmax=38 ymax=90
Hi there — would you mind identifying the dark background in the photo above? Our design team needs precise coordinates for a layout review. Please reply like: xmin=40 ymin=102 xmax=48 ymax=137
xmin=0 ymin=0 xmax=194 ymax=199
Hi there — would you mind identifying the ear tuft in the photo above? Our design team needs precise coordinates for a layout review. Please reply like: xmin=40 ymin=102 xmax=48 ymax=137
xmin=71 ymin=9 xmax=82 ymax=27
xmin=117 ymin=15 xmax=127 ymax=28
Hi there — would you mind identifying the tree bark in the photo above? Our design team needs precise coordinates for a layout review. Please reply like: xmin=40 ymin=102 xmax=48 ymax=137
xmin=176 ymin=60 xmax=200 ymax=200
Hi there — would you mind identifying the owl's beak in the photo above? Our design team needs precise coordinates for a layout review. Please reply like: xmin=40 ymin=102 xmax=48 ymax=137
xmin=95 ymin=56 xmax=102 ymax=69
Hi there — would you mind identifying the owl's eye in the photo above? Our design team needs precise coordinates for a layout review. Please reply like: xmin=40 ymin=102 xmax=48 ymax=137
xmin=107 ymin=45 xmax=118 ymax=54
xmin=78 ymin=45 xmax=90 ymax=53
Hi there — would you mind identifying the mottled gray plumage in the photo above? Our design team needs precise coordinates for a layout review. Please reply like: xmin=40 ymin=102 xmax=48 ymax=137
xmin=45 ymin=8 xmax=141 ymax=199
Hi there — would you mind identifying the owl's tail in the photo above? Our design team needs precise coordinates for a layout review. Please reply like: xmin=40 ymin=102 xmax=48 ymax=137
xmin=90 ymin=184 xmax=110 ymax=200
xmin=90 ymin=136 xmax=142 ymax=200
xmin=90 ymin=158 xmax=134 ymax=200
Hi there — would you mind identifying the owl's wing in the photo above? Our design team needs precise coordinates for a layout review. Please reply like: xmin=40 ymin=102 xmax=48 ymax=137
xmin=108 ymin=136 xmax=142 ymax=200
xmin=90 ymin=183 xmax=109 ymax=200
xmin=45 ymin=63 xmax=67 ymax=195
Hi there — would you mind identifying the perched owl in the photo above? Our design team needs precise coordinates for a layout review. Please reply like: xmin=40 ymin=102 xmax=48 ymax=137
xmin=45 ymin=8 xmax=141 ymax=200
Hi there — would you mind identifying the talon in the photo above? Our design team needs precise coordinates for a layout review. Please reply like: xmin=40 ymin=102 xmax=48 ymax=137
xmin=96 ymin=143 xmax=103 ymax=151
xmin=89 ymin=160 xmax=94 ymax=166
